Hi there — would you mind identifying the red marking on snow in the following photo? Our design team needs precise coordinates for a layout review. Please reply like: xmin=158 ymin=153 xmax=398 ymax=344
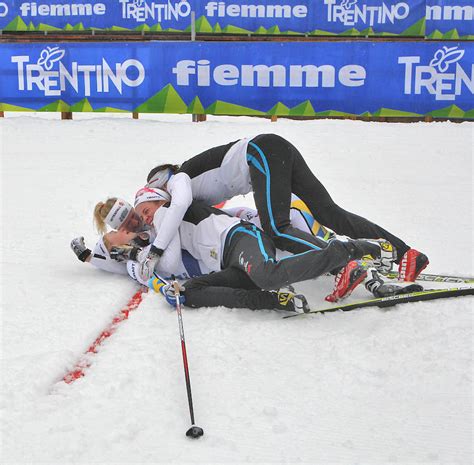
xmin=213 ymin=201 xmax=226 ymax=209
xmin=62 ymin=288 xmax=147 ymax=384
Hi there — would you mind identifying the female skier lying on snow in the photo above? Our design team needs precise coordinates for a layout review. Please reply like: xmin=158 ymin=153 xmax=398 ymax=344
xmin=79 ymin=193 xmax=333 ymax=275
xmin=139 ymin=133 xmax=428 ymax=285
xmin=72 ymin=193 xmax=339 ymax=312
xmin=71 ymin=189 xmax=418 ymax=313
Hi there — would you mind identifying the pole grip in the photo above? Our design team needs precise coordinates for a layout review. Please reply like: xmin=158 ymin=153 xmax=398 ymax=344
xmin=172 ymin=281 xmax=182 ymax=300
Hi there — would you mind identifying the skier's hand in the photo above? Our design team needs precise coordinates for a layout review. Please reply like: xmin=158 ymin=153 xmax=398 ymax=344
xmin=71 ymin=236 xmax=91 ymax=262
xmin=139 ymin=246 xmax=163 ymax=281
xmin=110 ymin=245 xmax=141 ymax=262
xmin=131 ymin=232 xmax=151 ymax=248
xmin=160 ymin=283 xmax=186 ymax=307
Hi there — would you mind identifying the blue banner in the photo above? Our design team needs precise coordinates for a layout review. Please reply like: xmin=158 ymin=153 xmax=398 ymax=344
xmin=426 ymin=1 xmax=474 ymax=38
xmin=0 ymin=41 xmax=473 ymax=117
xmin=0 ymin=0 xmax=428 ymax=36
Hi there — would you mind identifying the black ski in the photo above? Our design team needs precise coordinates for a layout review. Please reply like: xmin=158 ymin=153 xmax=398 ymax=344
xmin=283 ymin=287 xmax=474 ymax=319
xmin=382 ymin=271 xmax=474 ymax=284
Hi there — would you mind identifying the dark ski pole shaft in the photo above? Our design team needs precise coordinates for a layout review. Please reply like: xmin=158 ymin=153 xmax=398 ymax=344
xmin=172 ymin=279 xmax=204 ymax=439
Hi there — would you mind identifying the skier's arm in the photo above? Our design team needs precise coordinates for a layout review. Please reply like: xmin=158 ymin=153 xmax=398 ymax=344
xmin=150 ymin=172 xmax=193 ymax=253
xmin=128 ymin=239 xmax=188 ymax=285
xmin=154 ymin=233 xmax=184 ymax=277
xmin=133 ymin=205 xmax=188 ymax=282
xmin=89 ymin=237 xmax=129 ymax=275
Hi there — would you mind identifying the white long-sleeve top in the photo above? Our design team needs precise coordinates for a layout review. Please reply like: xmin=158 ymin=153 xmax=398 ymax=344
xmin=127 ymin=233 xmax=213 ymax=285
xmin=149 ymin=138 xmax=251 ymax=252
xmin=150 ymin=201 xmax=242 ymax=274
xmin=89 ymin=238 xmax=129 ymax=275
xmin=89 ymin=233 xmax=210 ymax=284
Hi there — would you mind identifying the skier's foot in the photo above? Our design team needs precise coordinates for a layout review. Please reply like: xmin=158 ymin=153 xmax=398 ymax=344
xmin=325 ymin=260 xmax=368 ymax=302
xmin=374 ymin=283 xmax=424 ymax=297
xmin=365 ymin=267 xmax=423 ymax=297
xmin=360 ymin=239 xmax=397 ymax=273
xmin=398 ymin=249 xmax=429 ymax=282
xmin=276 ymin=287 xmax=310 ymax=313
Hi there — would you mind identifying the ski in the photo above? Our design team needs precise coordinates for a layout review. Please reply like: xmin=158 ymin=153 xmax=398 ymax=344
xmin=283 ymin=287 xmax=474 ymax=319
xmin=382 ymin=271 xmax=474 ymax=284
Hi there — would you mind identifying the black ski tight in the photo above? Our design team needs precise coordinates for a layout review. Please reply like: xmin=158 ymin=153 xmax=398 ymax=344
xmin=184 ymin=224 xmax=377 ymax=309
xmin=247 ymin=134 xmax=410 ymax=260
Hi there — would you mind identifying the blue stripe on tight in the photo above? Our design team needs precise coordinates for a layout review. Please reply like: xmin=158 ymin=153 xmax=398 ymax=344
xmin=278 ymin=248 xmax=316 ymax=262
xmin=248 ymin=141 xmax=321 ymax=251
xmin=227 ymin=225 xmax=319 ymax=265
xmin=227 ymin=226 xmax=274 ymax=262
xmin=246 ymin=154 xmax=265 ymax=174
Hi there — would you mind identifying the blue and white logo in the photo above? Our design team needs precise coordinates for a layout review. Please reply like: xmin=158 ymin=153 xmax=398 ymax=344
xmin=119 ymin=0 xmax=191 ymax=23
xmin=11 ymin=47 xmax=146 ymax=97
xmin=324 ymin=0 xmax=410 ymax=27
xmin=399 ymin=46 xmax=473 ymax=101
xmin=37 ymin=47 xmax=65 ymax=71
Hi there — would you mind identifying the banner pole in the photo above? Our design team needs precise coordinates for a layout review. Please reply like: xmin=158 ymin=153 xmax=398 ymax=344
xmin=191 ymin=11 xmax=196 ymax=41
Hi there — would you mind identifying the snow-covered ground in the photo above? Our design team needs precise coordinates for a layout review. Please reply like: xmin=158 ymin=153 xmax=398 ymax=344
xmin=1 ymin=113 xmax=473 ymax=465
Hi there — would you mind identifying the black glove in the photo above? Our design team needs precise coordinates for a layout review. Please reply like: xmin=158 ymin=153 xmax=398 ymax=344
xmin=131 ymin=233 xmax=150 ymax=248
xmin=71 ymin=236 xmax=91 ymax=262
xmin=110 ymin=246 xmax=141 ymax=262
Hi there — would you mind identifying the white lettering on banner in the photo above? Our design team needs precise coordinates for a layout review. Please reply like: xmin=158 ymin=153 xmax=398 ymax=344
xmin=399 ymin=47 xmax=473 ymax=101
xmin=18 ymin=2 xmax=106 ymax=17
xmin=204 ymin=2 xmax=308 ymax=19
xmin=119 ymin=0 xmax=191 ymax=23
xmin=0 ymin=2 xmax=8 ymax=17
xmin=11 ymin=47 xmax=145 ymax=97
xmin=427 ymin=5 xmax=473 ymax=21
xmin=172 ymin=60 xmax=366 ymax=88
xmin=324 ymin=0 xmax=410 ymax=27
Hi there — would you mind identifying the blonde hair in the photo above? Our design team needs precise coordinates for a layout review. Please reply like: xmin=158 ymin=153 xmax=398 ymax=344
xmin=93 ymin=197 xmax=118 ymax=234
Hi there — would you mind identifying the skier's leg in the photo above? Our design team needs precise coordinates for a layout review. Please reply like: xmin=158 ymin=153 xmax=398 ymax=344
xmin=247 ymin=134 xmax=327 ymax=254
xmin=289 ymin=196 xmax=334 ymax=241
xmin=290 ymin=148 xmax=411 ymax=260
xmin=183 ymin=267 xmax=299 ymax=311
xmin=223 ymin=224 xmax=385 ymax=290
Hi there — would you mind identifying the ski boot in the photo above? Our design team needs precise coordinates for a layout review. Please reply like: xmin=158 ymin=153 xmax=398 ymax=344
xmin=360 ymin=239 xmax=397 ymax=274
xmin=276 ymin=285 xmax=310 ymax=313
xmin=398 ymin=249 xmax=429 ymax=282
xmin=365 ymin=267 xmax=423 ymax=297
xmin=325 ymin=260 xmax=368 ymax=302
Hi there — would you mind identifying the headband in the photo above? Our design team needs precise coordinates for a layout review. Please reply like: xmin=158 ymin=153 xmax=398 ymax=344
xmin=134 ymin=187 xmax=171 ymax=207
xmin=147 ymin=168 xmax=172 ymax=189
xmin=104 ymin=199 xmax=133 ymax=230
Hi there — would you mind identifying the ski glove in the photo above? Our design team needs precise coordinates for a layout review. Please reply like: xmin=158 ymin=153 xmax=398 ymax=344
xmin=130 ymin=232 xmax=151 ymax=248
xmin=71 ymin=236 xmax=91 ymax=262
xmin=139 ymin=245 xmax=164 ymax=281
xmin=160 ymin=283 xmax=186 ymax=308
xmin=110 ymin=245 xmax=141 ymax=262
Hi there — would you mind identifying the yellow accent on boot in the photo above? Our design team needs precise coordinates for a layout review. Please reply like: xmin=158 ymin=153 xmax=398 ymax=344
xmin=277 ymin=292 xmax=294 ymax=306
xmin=380 ymin=241 xmax=394 ymax=253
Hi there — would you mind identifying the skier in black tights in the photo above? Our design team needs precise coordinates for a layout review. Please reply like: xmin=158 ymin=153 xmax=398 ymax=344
xmin=141 ymin=134 xmax=428 ymax=292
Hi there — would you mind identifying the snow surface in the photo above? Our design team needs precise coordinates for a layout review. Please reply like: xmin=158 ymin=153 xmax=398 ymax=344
xmin=1 ymin=113 xmax=473 ymax=465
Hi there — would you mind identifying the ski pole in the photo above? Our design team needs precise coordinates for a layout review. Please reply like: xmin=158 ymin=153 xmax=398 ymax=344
xmin=171 ymin=277 xmax=204 ymax=439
